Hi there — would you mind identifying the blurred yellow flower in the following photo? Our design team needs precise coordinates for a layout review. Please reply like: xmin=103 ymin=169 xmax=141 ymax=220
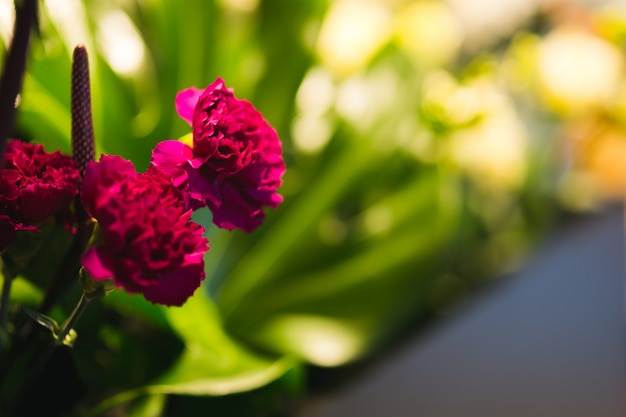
xmin=448 ymin=78 xmax=527 ymax=190
xmin=394 ymin=1 xmax=462 ymax=67
xmin=537 ymin=28 xmax=623 ymax=114
xmin=316 ymin=0 xmax=393 ymax=76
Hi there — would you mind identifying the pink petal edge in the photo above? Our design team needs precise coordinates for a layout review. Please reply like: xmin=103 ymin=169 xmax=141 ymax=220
xmin=175 ymin=88 xmax=203 ymax=125
xmin=152 ymin=140 xmax=194 ymax=166
xmin=82 ymin=246 xmax=116 ymax=281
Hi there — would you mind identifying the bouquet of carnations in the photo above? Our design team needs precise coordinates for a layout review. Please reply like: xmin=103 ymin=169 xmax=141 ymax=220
xmin=0 ymin=2 xmax=285 ymax=415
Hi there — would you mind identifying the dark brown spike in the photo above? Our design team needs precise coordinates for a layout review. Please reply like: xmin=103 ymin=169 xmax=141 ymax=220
xmin=71 ymin=45 xmax=95 ymax=175
xmin=0 ymin=0 xmax=38 ymax=165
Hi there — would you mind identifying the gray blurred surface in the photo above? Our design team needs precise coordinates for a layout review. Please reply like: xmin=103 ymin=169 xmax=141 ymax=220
xmin=298 ymin=205 xmax=625 ymax=417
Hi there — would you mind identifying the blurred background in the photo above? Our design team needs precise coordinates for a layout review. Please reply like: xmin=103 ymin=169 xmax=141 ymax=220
xmin=2 ymin=0 xmax=625 ymax=415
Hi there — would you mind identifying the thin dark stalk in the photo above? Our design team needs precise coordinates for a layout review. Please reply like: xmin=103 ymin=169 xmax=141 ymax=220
xmin=0 ymin=0 xmax=38 ymax=162
xmin=0 ymin=0 xmax=38 ymax=358
xmin=0 ymin=270 xmax=13 ymax=353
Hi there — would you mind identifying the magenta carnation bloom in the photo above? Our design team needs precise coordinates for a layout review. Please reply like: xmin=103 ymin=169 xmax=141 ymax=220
xmin=0 ymin=139 xmax=80 ymax=250
xmin=81 ymin=155 xmax=209 ymax=306
xmin=151 ymin=77 xmax=285 ymax=232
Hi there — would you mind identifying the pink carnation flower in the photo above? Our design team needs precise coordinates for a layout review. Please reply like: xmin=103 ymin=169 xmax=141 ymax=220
xmin=152 ymin=78 xmax=285 ymax=232
xmin=0 ymin=139 xmax=80 ymax=250
xmin=81 ymin=155 xmax=209 ymax=306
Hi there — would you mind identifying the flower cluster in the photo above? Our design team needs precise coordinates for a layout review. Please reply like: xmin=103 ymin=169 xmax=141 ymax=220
xmin=152 ymin=77 xmax=285 ymax=232
xmin=0 ymin=79 xmax=284 ymax=307
xmin=0 ymin=139 xmax=80 ymax=251
xmin=80 ymin=156 xmax=209 ymax=306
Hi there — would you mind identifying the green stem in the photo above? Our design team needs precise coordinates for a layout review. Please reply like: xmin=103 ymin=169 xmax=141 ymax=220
xmin=81 ymin=387 xmax=151 ymax=417
xmin=55 ymin=291 xmax=91 ymax=346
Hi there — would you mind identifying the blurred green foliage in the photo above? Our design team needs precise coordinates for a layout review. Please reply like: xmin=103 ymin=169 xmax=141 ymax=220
xmin=3 ymin=0 xmax=625 ymax=415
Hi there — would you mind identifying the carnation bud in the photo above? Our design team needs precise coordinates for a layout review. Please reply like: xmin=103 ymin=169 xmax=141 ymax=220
xmin=79 ymin=267 xmax=115 ymax=299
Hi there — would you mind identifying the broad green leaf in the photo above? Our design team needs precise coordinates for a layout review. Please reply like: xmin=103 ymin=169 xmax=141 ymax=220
xmin=224 ymin=175 xmax=463 ymax=365
xmin=88 ymin=289 xmax=298 ymax=416
xmin=103 ymin=290 xmax=171 ymax=331
xmin=156 ymin=289 xmax=297 ymax=394
xmin=243 ymin=314 xmax=372 ymax=367
xmin=217 ymin=133 xmax=376 ymax=316
xmin=4 ymin=276 xmax=41 ymax=306
xmin=126 ymin=394 xmax=166 ymax=417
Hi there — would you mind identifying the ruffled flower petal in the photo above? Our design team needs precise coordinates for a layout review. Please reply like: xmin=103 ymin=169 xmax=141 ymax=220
xmin=152 ymin=78 xmax=285 ymax=233
xmin=81 ymin=155 xmax=209 ymax=306
xmin=142 ymin=261 xmax=205 ymax=306
xmin=0 ymin=139 xmax=80 ymax=250
xmin=82 ymin=246 xmax=117 ymax=280
xmin=175 ymin=87 xmax=204 ymax=125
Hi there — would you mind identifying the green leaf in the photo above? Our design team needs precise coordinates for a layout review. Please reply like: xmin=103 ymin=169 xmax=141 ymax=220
xmin=88 ymin=289 xmax=299 ymax=416
xmin=126 ymin=394 xmax=167 ymax=417
xmin=103 ymin=290 xmax=171 ymax=331
xmin=242 ymin=314 xmax=370 ymax=367
xmin=22 ymin=306 xmax=77 ymax=347
xmin=5 ymin=276 xmax=42 ymax=306
xmin=217 ymin=132 xmax=376 ymax=316
xmin=22 ymin=306 xmax=59 ymax=334
xmin=224 ymin=174 xmax=463 ymax=366
xmin=156 ymin=289 xmax=297 ymax=395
